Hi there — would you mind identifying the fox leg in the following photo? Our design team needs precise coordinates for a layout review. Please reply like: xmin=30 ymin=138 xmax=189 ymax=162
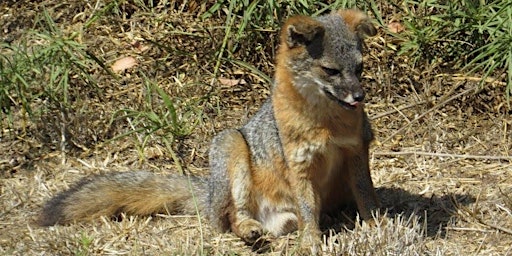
xmin=348 ymin=151 xmax=379 ymax=221
xmin=285 ymin=159 xmax=322 ymax=253
xmin=291 ymin=174 xmax=321 ymax=234
xmin=209 ymin=129 xmax=263 ymax=243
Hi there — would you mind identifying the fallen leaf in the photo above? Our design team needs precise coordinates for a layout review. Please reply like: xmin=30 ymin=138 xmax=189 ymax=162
xmin=388 ymin=21 xmax=405 ymax=33
xmin=111 ymin=56 xmax=138 ymax=73
xmin=218 ymin=77 xmax=247 ymax=86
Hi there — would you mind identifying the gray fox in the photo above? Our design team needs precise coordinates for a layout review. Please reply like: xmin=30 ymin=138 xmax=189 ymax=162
xmin=39 ymin=9 xmax=378 ymax=250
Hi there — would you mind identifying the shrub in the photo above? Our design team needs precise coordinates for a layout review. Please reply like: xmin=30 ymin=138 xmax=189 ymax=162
xmin=397 ymin=0 xmax=512 ymax=100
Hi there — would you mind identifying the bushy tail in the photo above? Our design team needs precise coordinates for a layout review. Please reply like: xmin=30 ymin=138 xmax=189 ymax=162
xmin=38 ymin=171 xmax=207 ymax=226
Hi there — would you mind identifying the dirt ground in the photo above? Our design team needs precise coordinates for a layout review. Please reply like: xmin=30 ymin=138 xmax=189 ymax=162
xmin=1 ymin=1 xmax=511 ymax=255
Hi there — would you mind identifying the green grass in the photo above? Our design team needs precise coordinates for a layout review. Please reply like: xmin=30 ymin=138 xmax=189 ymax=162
xmin=0 ymin=9 xmax=103 ymax=130
xmin=1 ymin=0 xmax=510 ymax=155
xmin=202 ymin=0 xmax=386 ymax=78
xmin=110 ymin=75 xmax=202 ymax=172
xmin=75 ymin=232 xmax=94 ymax=256
xmin=396 ymin=0 xmax=512 ymax=100
xmin=0 ymin=4 xmax=202 ymax=160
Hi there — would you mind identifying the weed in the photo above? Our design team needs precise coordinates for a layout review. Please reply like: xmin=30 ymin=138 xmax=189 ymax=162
xmin=396 ymin=0 xmax=512 ymax=101
xmin=203 ymin=0 xmax=376 ymax=78
xmin=75 ymin=232 xmax=94 ymax=256
xmin=465 ymin=1 xmax=512 ymax=102
xmin=0 ymin=9 xmax=104 ymax=132
xmin=110 ymin=74 xmax=202 ymax=171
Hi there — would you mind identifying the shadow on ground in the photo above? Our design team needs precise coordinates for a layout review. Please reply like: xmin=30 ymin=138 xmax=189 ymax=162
xmin=377 ymin=186 xmax=475 ymax=237
xmin=248 ymin=186 xmax=477 ymax=253
xmin=320 ymin=186 xmax=475 ymax=238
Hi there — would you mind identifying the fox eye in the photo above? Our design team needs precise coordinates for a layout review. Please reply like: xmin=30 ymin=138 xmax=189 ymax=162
xmin=321 ymin=67 xmax=340 ymax=76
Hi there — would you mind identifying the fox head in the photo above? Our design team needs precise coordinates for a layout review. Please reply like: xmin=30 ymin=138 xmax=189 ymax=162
xmin=276 ymin=9 xmax=376 ymax=110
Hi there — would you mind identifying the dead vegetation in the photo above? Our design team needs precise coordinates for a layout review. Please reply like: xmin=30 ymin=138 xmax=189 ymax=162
xmin=1 ymin=0 xmax=511 ymax=255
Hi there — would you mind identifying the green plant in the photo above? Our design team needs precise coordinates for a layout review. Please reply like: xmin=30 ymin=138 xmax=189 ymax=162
xmin=202 ymin=0 xmax=377 ymax=78
xmin=75 ymin=232 xmax=94 ymax=256
xmin=111 ymin=75 xmax=202 ymax=172
xmin=396 ymin=0 xmax=512 ymax=101
xmin=465 ymin=1 xmax=512 ymax=102
xmin=0 ymin=9 xmax=105 ymax=130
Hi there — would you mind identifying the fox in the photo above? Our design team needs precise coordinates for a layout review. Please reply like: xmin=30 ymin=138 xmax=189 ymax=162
xmin=39 ymin=8 xmax=379 ymax=251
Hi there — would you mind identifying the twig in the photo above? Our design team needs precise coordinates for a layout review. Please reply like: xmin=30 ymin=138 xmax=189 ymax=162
xmin=370 ymin=100 xmax=427 ymax=120
xmin=448 ymin=74 xmax=507 ymax=86
xmin=0 ymin=202 xmax=22 ymax=219
xmin=373 ymin=151 xmax=512 ymax=161
xmin=459 ymin=204 xmax=512 ymax=236
xmin=444 ymin=226 xmax=493 ymax=233
xmin=473 ymin=216 xmax=512 ymax=236
xmin=380 ymin=83 xmax=475 ymax=144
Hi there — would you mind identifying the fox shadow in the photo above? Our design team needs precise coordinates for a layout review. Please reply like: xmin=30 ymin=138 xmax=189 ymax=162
xmin=245 ymin=186 xmax=477 ymax=253
xmin=251 ymin=186 xmax=475 ymax=253
xmin=322 ymin=186 xmax=476 ymax=237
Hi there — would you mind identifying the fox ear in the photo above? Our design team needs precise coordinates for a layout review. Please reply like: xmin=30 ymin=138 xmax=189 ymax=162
xmin=282 ymin=16 xmax=325 ymax=48
xmin=337 ymin=9 xmax=377 ymax=37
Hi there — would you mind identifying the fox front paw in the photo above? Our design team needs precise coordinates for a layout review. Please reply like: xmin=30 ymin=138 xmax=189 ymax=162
xmin=298 ymin=227 xmax=322 ymax=255
xmin=237 ymin=219 xmax=264 ymax=244
xmin=363 ymin=214 xmax=389 ymax=228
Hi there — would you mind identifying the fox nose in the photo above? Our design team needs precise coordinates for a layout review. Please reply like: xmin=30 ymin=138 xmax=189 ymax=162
xmin=353 ymin=91 xmax=365 ymax=102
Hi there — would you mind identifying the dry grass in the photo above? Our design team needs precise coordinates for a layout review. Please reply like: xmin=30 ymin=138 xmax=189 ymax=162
xmin=1 ymin=1 xmax=511 ymax=255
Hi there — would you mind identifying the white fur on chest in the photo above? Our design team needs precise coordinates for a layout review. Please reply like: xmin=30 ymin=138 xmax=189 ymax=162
xmin=291 ymin=139 xmax=353 ymax=190
xmin=290 ymin=141 xmax=324 ymax=163
xmin=290 ymin=134 xmax=359 ymax=164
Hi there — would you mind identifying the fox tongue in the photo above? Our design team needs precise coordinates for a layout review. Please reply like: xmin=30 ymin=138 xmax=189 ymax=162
xmin=322 ymin=89 xmax=359 ymax=110
xmin=343 ymin=95 xmax=360 ymax=107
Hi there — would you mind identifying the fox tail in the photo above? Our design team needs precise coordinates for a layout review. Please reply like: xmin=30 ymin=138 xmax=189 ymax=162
xmin=38 ymin=171 xmax=207 ymax=226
